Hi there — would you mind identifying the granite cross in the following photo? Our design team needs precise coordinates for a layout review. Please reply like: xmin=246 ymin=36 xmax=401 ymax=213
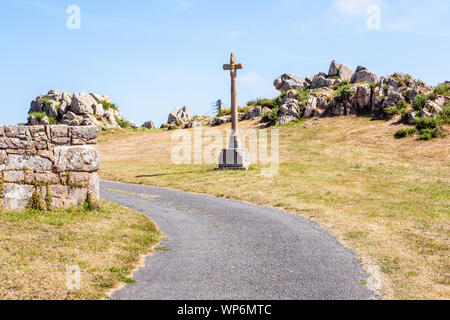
xmin=223 ymin=53 xmax=244 ymax=138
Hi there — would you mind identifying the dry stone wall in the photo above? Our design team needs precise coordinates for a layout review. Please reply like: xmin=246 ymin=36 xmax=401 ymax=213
xmin=0 ymin=125 xmax=100 ymax=211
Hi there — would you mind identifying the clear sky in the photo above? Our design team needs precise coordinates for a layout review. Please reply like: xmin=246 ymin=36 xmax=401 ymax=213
xmin=0 ymin=0 xmax=449 ymax=126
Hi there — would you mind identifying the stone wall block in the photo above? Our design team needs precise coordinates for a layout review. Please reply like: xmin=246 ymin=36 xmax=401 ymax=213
xmin=53 ymin=146 xmax=100 ymax=173
xmin=5 ymin=154 xmax=53 ymax=172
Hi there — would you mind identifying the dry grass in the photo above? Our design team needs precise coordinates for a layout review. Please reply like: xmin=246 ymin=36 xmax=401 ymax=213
xmin=0 ymin=201 xmax=162 ymax=300
xmin=99 ymin=116 xmax=450 ymax=300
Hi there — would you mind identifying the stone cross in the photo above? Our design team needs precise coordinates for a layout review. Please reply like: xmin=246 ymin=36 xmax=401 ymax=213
xmin=223 ymin=53 xmax=244 ymax=137
xmin=218 ymin=53 xmax=250 ymax=170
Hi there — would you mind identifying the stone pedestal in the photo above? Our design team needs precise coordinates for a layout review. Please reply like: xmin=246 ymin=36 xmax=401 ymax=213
xmin=218 ymin=132 xmax=250 ymax=170
xmin=218 ymin=148 xmax=250 ymax=170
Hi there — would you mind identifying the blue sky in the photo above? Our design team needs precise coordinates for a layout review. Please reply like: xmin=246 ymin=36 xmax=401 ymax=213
xmin=0 ymin=0 xmax=449 ymax=126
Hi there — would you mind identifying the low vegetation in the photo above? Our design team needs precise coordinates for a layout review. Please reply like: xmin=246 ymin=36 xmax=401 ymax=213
xmin=333 ymin=82 xmax=354 ymax=102
xmin=28 ymin=112 xmax=46 ymax=120
xmin=115 ymin=116 xmax=130 ymax=129
xmin=395 ymin=105 xmax=450 ymax=141
xmin=100 ymin=100 xmax=119 ymax=111
xmin=0 ymin=201 xmax=162 ymax=300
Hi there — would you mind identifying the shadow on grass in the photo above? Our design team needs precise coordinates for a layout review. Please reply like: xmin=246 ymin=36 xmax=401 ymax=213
xmin=135 ymin=169 xmax=214 ymax=178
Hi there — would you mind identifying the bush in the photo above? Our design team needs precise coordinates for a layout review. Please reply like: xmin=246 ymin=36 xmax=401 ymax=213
xmin=217 ymin=108 xmax=230 ymax=117
xmin=28 ymin=112 xmax=46 ymax=120
xmin=267 ymin=107 xmax=279 ymax=124
xmin=412 ymin=95 xmax=428 ymax=112
xmin=384 ymin=106 xmax=400 ymax=115
xmin=48 ymin=117 xmax=58 ymax=125
xmin=100 ymin=100 xmax=118 ymax=111
xmin=334 ymin=84 xmax=354 ymax=103
xmin=417 ymin=128 xmax=438 ymax=141
xmin=414 ymin=117 xmax=439 ymax=131
xmin=438 ymin=104 xmax=450 ymax=124
xmin=395 ymin=128 xmax=417 ymax=139
xmin=296 ymin=88 xmax=310 ymax=103
xmin=246 ymin=99 xmax=259 ymax=106
xmin=41 ymin=97 xmax=53 ymax=105
xmin=115 ymin=116 xmax=130 ymax=129
xmin=28 ymin=189 xmax=44 ymax=211
xmin=84 ymin=193 xmax=99 ymax=211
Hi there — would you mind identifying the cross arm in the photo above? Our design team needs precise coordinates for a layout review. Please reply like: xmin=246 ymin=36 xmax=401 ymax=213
xmin=223 ymin=63 xmax=244 ymax=70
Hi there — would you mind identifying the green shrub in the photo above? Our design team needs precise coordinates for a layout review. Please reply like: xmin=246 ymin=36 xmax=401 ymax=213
xmin=28 ymin=112 xmax=46 ymax=120
xmin=267 ymin=107 xmax=279 ymax=124
xmin=417 ymin=128 xmax=438 ymax=141
xmin=48 ymin=117 xmax=58 ymax=125
xmin=412 ymin=95 xmax=428 ymax=113
xmin=45 ymin=184 xmax=52 ymax=211
xmin=246 ymin=99 xmax=259 ymax=106
xmin=384 ymin=106 xmax=400 ymax=115
xmin=394 ymin=128 xmax=417 ymax=139
xmin=433 ymin=83 xmax=450 ymax=97
xmin=334 ymin=84 xmax=354 ymax=103
xmin=115 ymin=116 xmax=130 ymax=129
xmin=41 ymin=97 xmax=53 ymax=105
xmin=84 ymin=193 xmax=99 ymax=211
xmin=100 ymin=100 xmax=119 ymax=111
xmin=296 ymin=88 xmax=310 ymax=103
xmin=217 ymin=108 xmax=230 ymax=117
xmin=28 ymin=189 xmax=44 ymax=211
xmin=412 ymin=94 xmax=428 ymax=112
xmin=438 ymin=104 xmax=450 ymax=124
xmin=414 ymin=117 xmax=439 ymax=131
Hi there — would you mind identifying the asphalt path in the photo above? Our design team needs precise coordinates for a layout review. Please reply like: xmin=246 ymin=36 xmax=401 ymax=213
xmin=101 ymin=181 xmax=374 ymax=300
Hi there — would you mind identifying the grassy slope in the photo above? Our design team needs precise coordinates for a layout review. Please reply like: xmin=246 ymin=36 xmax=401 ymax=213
xmin=98 ymin=117 xmax=449 ymax=300
xmin=0 ymin=201 xmax=162 ymax=300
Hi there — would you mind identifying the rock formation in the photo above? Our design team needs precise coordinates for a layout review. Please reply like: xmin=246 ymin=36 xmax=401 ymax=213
xmin=162 ymin=107 xmax=192 ymax=129
xmin=266 ymin=60 xmax=445 ymax=125
xmin=142 ymin=121 xmax=156 ymax=129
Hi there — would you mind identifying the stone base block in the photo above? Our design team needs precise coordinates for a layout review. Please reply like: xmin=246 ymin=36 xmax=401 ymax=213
xmin=218 ymin=148 xmax=250 ymax=170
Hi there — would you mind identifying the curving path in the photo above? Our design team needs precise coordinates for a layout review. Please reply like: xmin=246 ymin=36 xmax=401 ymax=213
xmin=101 ymin=181 xmax=375 ymax=300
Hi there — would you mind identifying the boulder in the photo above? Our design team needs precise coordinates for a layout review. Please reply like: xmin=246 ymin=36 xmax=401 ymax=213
xmin=328 ymin=60 xmax=353 ymax=81
xmin=274 ymin=73 xmax=307 ymax=91
xmin=383 ymin=91 xmax=403 ymax=108
xmin=311 ymin=75 xmax=335 ymax=89
xmin=405 ymin=87 xmax=419 ymax=103
xmin=142 ymin=121 xmax=156 ymax=129
xmin=328 ymin=60 xmax=340 ymax=77
xmin=351 ymin=66 xmax=378 ymax=84
xmin=339 ymin=65 xmax=354 ymax=82
xmin=261 ymin=107 xmax=271 ymax=118
xmin=70 ymin=92 xmax=97 ymax=115
xmin=278 ymin=98 xmax=301 ymax=124
xmin=421 ymin=101 xmax=442 ymax=118
xmin=212 ymin=115 xmax=231 ymax=126
xmin=127 ymin=120 xmax=139 ymax=129
xmin=93 ymin=103 xmax=104 ymax=117
xmin=434 ymin=95 xmax=446 ymax=107
xmin=168 ymin=106 xmax=190 ymax=125
xmin=354 ymin=84 xmax=372 ymax=109
xmin=244 ymin=106 xmax=262 ymax=120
